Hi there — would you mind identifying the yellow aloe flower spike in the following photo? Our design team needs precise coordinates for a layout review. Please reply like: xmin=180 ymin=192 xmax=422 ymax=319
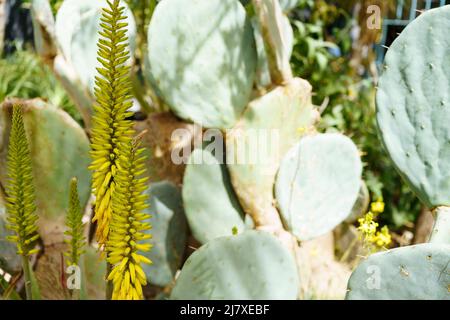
xmin=5 ymin=104 xmax=40 ymax=299
xmin=64 ymin=177 xmax=86 ymax=267
xmin=107 ymin=137 xmax=152 ymax=300
xmin=5 ymin=105 xmax=40 ymax=255
xmin=89 ymin=0 xmax=134 ymax=246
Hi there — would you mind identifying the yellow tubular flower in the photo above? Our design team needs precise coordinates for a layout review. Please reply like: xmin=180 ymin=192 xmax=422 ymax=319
xmin=107 ymin=138 xmax=152 ymax=300
xmin=64 ymin=177 xmax=86 ymax=266
xmin=5 ymin=105 xmax=40 ymax=257
xmin=89 ymin=0 xmax=134 ymax=246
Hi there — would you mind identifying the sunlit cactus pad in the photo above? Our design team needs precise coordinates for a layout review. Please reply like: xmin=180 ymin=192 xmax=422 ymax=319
xmin=253 ymin=14 xmax=293 ymax=87
xmin=226 ymin=78 xmax=316 ymax=221
xmin=376 ymin=6 xmax=450 ymax=208
xmin=171 ymin=230 xmax=299 ymax=299
xmin=275 ymin=133 xmax=362 ymax=240
xmin=346 ymin=243 xmax=450 ymax=300
xmin=0 ymin=99 xmax=91 ymax=245
xmin=142 ymin=181 xmax=188 ymax=287
xmin=183 ymin=149 xmax=246 ymax=244
xmin=147 ymin=0 xmax=257 ymax=129
xmin=55 ymin=0 xmax=136 ymax=93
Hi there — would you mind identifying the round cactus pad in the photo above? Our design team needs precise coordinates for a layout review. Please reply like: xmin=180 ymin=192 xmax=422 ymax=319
xmin=141 ymin=181 xmax=188 ymax=287
xmin=147 ymin=0 xmax=256 ymax=129
xmin=376 ymin=6 xmax=450 ymax=207
xmin=346 ymin=243 xmax=450 ymax=300
xmin=226 ymin=78 xmax=316 ymax=223
xmin=55 ymin=0 xmax=136 ymax=93
xmin=275 ymin=133 xmax=362 ymax=240
xmin=171 ymin=230 xmax=299 ymax=299
xmin=183 ymin=148 xmax=246 ymax=244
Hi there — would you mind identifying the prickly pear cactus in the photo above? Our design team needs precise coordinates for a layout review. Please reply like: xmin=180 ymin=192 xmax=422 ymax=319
xmin=0 ymin=99 xmax=91 ymax=245
xmin=142 ymin=181 xmax=188 ymax=287
xmin=171 ymin=230 xmax=299 ymax=299
xmin=347 ymin=6 xmax=450 ymax=301
xmin=376 ymin=6 xmax=450 ymax=208
xmin=279 ymin=0 xmax=299 ymax=12
xmin=346 ymin=181 xmax=370 ymax=223
xmin=55 ymin=0 xmax=136 ymax=94
xmin=30 ymin=0 xmax=57 ymax=62
xmin=253 ymin=14 xmax=293 ymax=88
xmin=275 ymin=133 xmax=362 ymax=240
xmin=346 ymin=243 xmax=450 ymax=300
xmin=240 ymin=0 xmax=298 ymax=12
xmin=147 ymin=0 xmax=257 ymax=129
xmin=226 ymin=78 xmax=317 ymax=226
xmin=0 ymin=194 xmax=22 ymax=274
xmin=81 ymin=246 xmax=107 ymax=299
xmin=183 ymin=149 xmax=246 ymax=244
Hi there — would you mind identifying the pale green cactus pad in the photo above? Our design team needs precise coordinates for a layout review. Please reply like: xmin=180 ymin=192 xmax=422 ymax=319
xmin=345 ymin=180 xmax=370 ymax=223
xmin=280 ymin=0 xmax=299 ymax=12
xmin=346 ymin=243 xmax=450 ymax=300
xmin=376 ymin=6 xmax=450 ymax=208
xmin=0 ymin=194 xmax=21 ymax=274
xmin=82 ymin=246 xmax=107 ymax=299
xmin=0 ymin=99 xmax=91 ymax=245
xmin=253 ymin=14 xmax=293 ymax=87
xmin=183 ymin=148 xmax=246 ymax=244
xmin=142 ymin=181 xmax=188 ymax=287
xmin=275 ymin=133 xmax=362 ymax=240
xmin=240 ymin=0 xmax=298 ymax=12
xmin=147 ymin=0 xmax=257 ymax=129
xmin=226 ymin=78 xmax=316 ymax=224
xmin=171 ymin=230 xmax=299 ymax=299
xmin=55 ymin=0 xmax=136 ymax=94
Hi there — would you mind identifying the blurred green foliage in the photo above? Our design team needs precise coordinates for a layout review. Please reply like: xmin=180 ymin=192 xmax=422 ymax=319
xmin=0 ymin=48 xmax=82 ymax=124
xmin=289 ymin=0 xmax=421 ymax=229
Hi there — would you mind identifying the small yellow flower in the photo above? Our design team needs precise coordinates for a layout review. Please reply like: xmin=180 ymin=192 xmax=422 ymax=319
xmin=357 ymin=212 xmax=378 ymax=238
xmin=372 ymin=225 xmax=392 ymax=248
xmin=370 ymin=199 xmax=385 ymax=214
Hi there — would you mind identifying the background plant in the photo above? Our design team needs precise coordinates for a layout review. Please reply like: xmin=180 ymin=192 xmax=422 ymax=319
xmin=289 ymin=0 xmax=421 ymax=230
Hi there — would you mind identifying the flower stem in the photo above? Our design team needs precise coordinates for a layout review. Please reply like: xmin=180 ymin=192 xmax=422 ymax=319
xmin=21 ymin=256 xmax=33 ymax=300
xmin=106 ymin=262 xmax=113 ymax=300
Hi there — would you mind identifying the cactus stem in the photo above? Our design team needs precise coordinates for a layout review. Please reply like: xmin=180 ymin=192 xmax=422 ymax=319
xmin=429 ymin=206 xmax=450 ymax=244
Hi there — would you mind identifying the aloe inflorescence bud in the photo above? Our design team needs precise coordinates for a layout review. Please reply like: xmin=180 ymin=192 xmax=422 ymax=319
xmin=5 ymin=105 xmax=39 ymax=257
xmin=89 ymin=0 xmax=135 ymax=247
xmin=107 ymin=137 xmax=152 ymax=300
xmin=64 ymin=177 xmax=86 ymax=266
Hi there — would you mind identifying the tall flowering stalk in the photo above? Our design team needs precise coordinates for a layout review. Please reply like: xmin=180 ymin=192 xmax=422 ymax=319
xmin=5 ymin=105 xmax=40 ymax=300
xmin=89 ymin=0 xmax=134 ymax=247
xmin=64 ymin=177 xmax=86 ymax=267
xmin=107 ymin=137 xmax=152 ymax=300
